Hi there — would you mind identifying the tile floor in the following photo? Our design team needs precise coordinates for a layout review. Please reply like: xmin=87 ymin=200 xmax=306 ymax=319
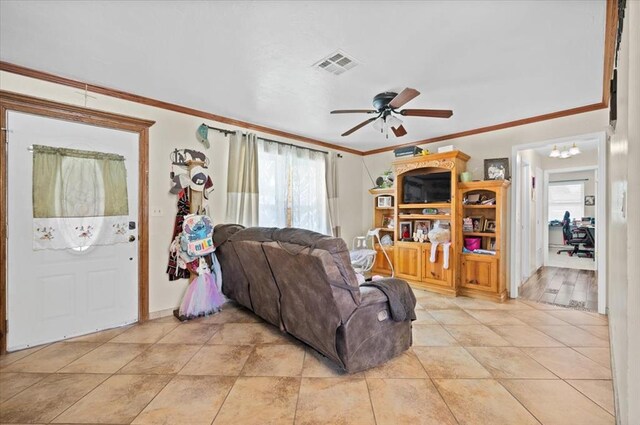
xmin=0 ymin=289 xmax=614 ymax=425
xmin=520 ymin=266 xmax=598 ymax=311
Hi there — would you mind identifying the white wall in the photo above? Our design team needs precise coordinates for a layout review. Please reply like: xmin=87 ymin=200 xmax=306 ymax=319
xmin=0 ymin=71 xmax=364 ymax=315
xmin=607 ymin=2 xmax=640 ymax=424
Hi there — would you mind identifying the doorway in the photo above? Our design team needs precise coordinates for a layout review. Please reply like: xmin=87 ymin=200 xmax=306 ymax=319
xmin=0 ymin=91 xmax=154 ymax=353
xmin=510 ymin=132 xmax=607 ymax=314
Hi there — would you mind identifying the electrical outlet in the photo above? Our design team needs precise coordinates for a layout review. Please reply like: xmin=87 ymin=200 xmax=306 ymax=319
xmin=151 ymin=207 xmax=163 ymax=217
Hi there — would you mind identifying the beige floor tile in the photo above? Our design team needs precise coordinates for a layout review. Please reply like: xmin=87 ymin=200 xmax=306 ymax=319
xmin=208 ymin=323 xmax=290 ymax=345
xmin=180 ymin=345 xmax=253 ymax=376
xmin=465 ymin=346 xmax=557 ymax=378
xmin=119 ymin=343 xmax=200 ymax=374
xmin=367 ymin=378 xmax=457 ymax=425
xmin=0 ymin=372 xmax=48 ymax=402
xmin=241 ymin=344 xmax=305 ymax=377
xmin=452 ymin=296 xmax=507 ymax=310
xmin=573 ymin=347 xmax=612 ymax=369
xmin=157 ymin=323 xmax=221 ymax=344
xmin=524 ymin=347 xmax=612 ymax=379
xmin=413 ymin=346 xmax=490 ymax=378
xmin=0 ymin=373 xmax=108 ymax=423
xmin=567 ymin=380 xmax=615 ymax=415
xmin=52 ymin=374 xmax=171 ymax=424
xmin=111 ymin=322 xmax=180 ymax=343
xmin=3 ymin=342 xmax=100 ymax=373
xmin=579 ymin=325 xmax=610 ymax=339
xmin=0 ymin=345 xmax=48 ymax=369
xmin=295 ymin=378 xmax=375 ymax=425
xmin=490 ymin=325 xmax=565 ymax=347
xmin=547 ymin=310 xmax=608 ymax=325
xmin=414 ymin=309 xmax=438 ymax=324
xmin=412 ymin=324 xmax=459 ymax=347
xmin=508 ymin=309 xmax=570 ymax=325
xmin=434 ymin=379 xmax=539 ymax=425
xmin=465 ymin=309 xmax=528 ymax=326
xmin=443 ymin=325 xmax=511 ymax=346
xmin=416 ymin=296 xmax=460 ymax=310
xmin=500 ymin=379 xmax=614 ymax=425
xmin=212 ymin=377 xmax=299 ymax=425
xmin=64 ymin=325 xmax=131 ymax=343
xmin=132 ymin=375 xmax=235 ymax=425
xmin=59 ymin=343 xmax=149 ymax=374
xmin=523 ymin=300 xmax=567 ymax=310
xmin=534 ymin=325 xmax=609 ymax=347
xmin=364 ymin=350 xmax=428 ymax=378
xmin=429 ymin=309 xmax=480 ymax=325
xmin=301 ymin=347 xmax=361 ymax=378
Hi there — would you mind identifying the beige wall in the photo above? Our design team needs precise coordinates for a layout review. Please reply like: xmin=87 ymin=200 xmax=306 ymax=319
xmin=0 ymin=71 xmax=364 ymax=315
xmin=607 ymin=2 xmax=640 ymax=424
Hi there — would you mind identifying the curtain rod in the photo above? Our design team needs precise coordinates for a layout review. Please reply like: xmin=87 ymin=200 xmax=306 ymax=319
xmin=203 ymin=124 xmax=340 ymax=157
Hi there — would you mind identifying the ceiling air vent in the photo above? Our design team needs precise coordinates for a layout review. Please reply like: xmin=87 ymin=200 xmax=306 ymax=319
xmin=313 ymin=50 xmax=358 ymax=75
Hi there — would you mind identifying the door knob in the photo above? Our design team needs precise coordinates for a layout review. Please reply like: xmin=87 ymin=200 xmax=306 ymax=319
xmin=129 ymin=235 xmax=136 ymax=242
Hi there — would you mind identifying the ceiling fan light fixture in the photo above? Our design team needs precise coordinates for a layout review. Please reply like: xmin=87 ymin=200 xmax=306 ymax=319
xmin=372 ymin=116 xmax=385 ymax=132
xmin=386 ymin=114 xmax=403 ymax=128
xmin=549 ymin=145 xmax=561 ymax=157
xmin=569 ymin=143 xmax=581 ymax=155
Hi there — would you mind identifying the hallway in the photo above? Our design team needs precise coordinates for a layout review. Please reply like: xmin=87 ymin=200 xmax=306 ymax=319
xmin=519 ymin=267 xmax=597 ymax=312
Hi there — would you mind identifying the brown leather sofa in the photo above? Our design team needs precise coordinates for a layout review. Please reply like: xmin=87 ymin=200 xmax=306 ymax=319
xmin=213 ymin=224 xmax=415 ymax=373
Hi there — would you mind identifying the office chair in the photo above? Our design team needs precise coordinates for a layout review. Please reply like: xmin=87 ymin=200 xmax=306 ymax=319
xmin=557 ymin=212 xmax=594 ymax=258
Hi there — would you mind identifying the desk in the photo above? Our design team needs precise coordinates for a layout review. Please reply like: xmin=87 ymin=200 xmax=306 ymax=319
xmin=548 ymin=223 xmax=595 ymax=247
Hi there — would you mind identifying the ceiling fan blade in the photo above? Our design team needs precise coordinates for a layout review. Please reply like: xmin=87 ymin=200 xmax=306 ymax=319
xmin=330 ymin=109 xmax=377 ymax=114
xmin=341 ymin=117 xmax=377 ymax=136
xmin=400 ymin=109 xmax=453 ymax=118
xmin=389 ymin=88 xmax=420 ymax=109
xmin=391 ymin=125 xmax=408 ymax=137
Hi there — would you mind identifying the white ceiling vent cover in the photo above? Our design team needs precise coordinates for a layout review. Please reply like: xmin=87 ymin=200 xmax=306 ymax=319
xmin=313 ymin=50 xmax=358 ymax=75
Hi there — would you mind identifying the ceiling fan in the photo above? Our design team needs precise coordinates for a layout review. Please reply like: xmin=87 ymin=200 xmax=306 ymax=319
xmin=330 ymin=88 xmax=453 ymax=138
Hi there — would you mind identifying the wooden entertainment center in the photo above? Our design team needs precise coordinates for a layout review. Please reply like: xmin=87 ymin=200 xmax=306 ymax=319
xmin=370 ymin=150 xmax=510 ymax=301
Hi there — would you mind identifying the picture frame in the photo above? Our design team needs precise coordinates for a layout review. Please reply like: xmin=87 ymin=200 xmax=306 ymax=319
xmin=381 ymin=215 xmax=394 ymax=229
xmin=484 ymin=219 xmax=497 ymax=233
xmin=488 ymin=238 xmax=497 ymax=250
xmin=377 ymin=195 xmax=393 ymax=208
xmin=585 ymin=195 xmax=595 ymax=206
xmin=399 ymin=221 xmax=413 ymax=241
xmin=469 ymin=216 xmax=484 ymax=233
xmin=414 ymin=220 xmax=431 ymax=235
xmin=484 ymin=158 xmax=510 ymax=180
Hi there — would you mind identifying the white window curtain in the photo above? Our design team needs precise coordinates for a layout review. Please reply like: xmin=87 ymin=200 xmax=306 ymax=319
xmin=324 ymin=152 xmax=340 ymax=237
xmin=548 ymin=181 xmax=585 ymax=221
xmin=257 ymin=140 xmax=330 ymax=235
xmin=32 ymin=145 xmax=130 ymax=250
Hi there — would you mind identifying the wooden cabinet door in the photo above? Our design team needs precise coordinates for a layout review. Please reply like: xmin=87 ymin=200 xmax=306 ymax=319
xmin=460 ymin=255 xmax=498 ymax=292
xmin=394 ymin=244 xmax=421 ymax=281
xmin=421 ymin=245 xmax=453 ymax=288
xmin=372 ymin=248 xmax=394 ymax=275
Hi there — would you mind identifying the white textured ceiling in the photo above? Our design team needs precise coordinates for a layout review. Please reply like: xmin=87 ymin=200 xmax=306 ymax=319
xmin=0 ymin=1 xmax=606 ymax=152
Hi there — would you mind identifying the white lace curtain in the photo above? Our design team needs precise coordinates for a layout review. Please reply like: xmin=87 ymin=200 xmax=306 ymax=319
xmin=32 ymin=145 xmax=130 ymax=250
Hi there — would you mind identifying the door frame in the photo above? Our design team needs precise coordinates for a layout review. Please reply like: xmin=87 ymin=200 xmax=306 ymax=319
xmin=509 ymin=131 xmax=607 ymax=314
xmin=0 ymin=90 xmax=155 ymax=353
xmin=520 ymin=159 xmax=531 ymax=283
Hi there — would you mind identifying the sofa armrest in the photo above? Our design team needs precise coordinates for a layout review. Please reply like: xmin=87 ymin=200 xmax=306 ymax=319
xmin=359 ymin=285 xmax=388 ymax=306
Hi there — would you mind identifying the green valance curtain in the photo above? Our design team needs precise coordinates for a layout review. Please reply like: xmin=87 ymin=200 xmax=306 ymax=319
xmin=32 ymin=145 xmax=129 ymax=218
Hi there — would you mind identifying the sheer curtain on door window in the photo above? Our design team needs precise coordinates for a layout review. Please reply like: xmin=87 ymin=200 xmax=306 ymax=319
xmin=291 ymin=147 xmax=329 ymax=234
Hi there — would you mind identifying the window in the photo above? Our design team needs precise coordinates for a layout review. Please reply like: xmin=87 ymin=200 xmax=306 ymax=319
xmin=258 ymin=141 xmax=329 ymax=234
xmin=548 ymin=181 xmax=584 ymax=222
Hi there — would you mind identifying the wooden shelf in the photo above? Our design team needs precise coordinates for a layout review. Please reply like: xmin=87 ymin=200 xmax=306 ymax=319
xmin=369 ymin=187 xmax=395 ymax=195
xmin=398 ymin=214 xmax=452 ymax=220
xmin=398 ymin=203 xmax=451 ymax=209
xmin=378 ymin=228 xmax=394 ymax=232
xmin=462 ymin=251 xmax=500 ymax=259
xmin=463 ymin=204 xmax=496 ymax=209
xmin=463 ymin=232 xmax=497 ymax=237
xmin=375 ymin=206 xmax=394 ymax=210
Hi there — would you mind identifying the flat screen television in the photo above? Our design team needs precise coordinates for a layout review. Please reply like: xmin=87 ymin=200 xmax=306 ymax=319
xmin=403 ymin=171 xmax=451 ymax=204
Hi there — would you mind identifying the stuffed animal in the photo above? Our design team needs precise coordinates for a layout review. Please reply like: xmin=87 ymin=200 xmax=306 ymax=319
xmin=427 ymin=221 xmax=452 ymax=269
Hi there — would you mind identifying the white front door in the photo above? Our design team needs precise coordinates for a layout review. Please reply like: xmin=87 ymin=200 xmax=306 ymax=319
xmin=7 ymin=111 xmax=139 ymax=351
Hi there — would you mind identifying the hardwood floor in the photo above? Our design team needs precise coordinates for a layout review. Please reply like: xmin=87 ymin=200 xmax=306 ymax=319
xmin=519 ymin=266 xmax=598 ymax=312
